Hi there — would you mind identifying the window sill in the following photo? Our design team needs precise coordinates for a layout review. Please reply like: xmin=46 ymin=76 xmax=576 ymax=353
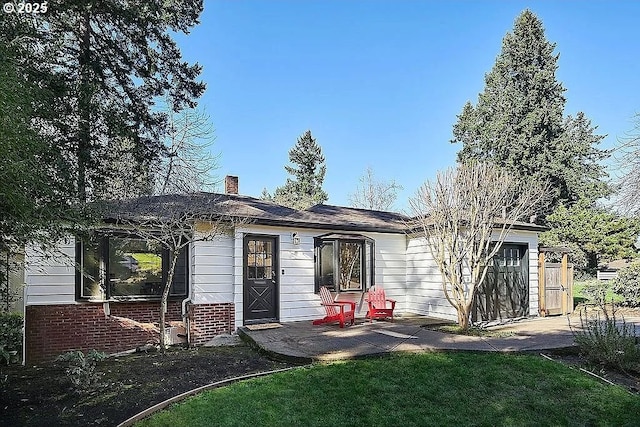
xmin=79 ymin=296 xmax=187 ymax=303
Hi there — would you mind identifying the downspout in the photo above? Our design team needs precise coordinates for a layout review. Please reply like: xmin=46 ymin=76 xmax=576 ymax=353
xmin=181 ymin=296 xmax=191 ymax=346
xmin=22 ymin=284 xmax=27 ymax=366
xmin=182 ymin=242 xmax=194 ymax=346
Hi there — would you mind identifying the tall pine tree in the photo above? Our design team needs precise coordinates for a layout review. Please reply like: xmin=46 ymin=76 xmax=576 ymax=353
xmin=267 ymin=130 xmax=329 ymax=210
xmin=452 ymin=10 xmax=609 ymax=216
xmin=13 ymin=1 xmax=206 ymax=202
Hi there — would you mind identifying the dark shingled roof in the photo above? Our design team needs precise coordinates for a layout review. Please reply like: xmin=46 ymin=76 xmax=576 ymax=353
xmin=104 ymin=192 xmax=544 ymax=234
xmin=104 ymin=193 xmax=410 ymax=233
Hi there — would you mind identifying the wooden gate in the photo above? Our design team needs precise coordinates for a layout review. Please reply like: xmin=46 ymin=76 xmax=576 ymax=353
xmin=538 ymin=248 xmax=573 ymax=316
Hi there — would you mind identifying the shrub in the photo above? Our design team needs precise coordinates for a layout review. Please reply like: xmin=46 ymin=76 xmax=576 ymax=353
xmin=56 ymin=349 xmax=107 ymax=393
xmin=0 ymin=313 xmax=23 ymax=364
xmin=572 ymin=306 xmax=640 ymax=373
xmin=580 ymin=279 xmax=611 ymax=308
xmin=611 ymin=262 xmax=640 ymax=307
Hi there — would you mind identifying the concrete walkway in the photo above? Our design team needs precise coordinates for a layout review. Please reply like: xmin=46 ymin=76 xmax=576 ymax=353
xmin=238 ymin=314 xmax=594 ymax=363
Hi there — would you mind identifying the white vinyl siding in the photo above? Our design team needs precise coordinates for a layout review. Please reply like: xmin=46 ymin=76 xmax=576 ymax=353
xmin=191 ymin=235 xmax=235 ymax=304
xmin=405 ymin=236 xmax=458 ymax=321
xmin=24 ymin=240 xmax=76 ymax=305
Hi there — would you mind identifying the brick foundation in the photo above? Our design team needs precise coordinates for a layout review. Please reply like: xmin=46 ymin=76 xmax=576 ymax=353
xmin=25 ymin=301 xmax=236 ymax=363
xmin=188 ymin=303 xmax=235 ymax=346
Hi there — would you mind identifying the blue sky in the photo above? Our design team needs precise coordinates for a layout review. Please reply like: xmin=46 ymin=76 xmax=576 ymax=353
xmin=174 ymin=1 xmax=640 ymax=211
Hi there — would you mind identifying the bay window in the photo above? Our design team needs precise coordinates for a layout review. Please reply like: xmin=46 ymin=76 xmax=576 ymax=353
xmin=314 ymin=234 xmax=374 ymax=293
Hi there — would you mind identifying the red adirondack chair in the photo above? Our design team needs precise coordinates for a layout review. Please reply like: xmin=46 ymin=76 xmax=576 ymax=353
xmin=312 ymin=286 xmax=356 ymax=328
xmin=365 ymin=286 xmax=396 ymax=322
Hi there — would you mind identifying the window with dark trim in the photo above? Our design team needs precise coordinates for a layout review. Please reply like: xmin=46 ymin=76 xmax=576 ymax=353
xmin=76 ymin=234 xmax=188 ymax=301
xmin=314 ymin=234 xmax=374 ymax=293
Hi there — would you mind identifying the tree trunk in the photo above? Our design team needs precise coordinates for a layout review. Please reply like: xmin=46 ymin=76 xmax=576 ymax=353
xmin=458 ymin=307 xmax=471 ymax=330
xmin=77 ymin=10 xmax=91 ymax=202
xmin=159 ymin=252 xmax=179 ymax=351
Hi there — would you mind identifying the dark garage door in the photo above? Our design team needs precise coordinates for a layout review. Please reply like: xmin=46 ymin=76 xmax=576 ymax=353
xmin=473 ymin=244 xmax=529 ymax=322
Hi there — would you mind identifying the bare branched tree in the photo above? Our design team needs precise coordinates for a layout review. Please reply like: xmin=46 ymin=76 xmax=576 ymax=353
xmin=154 ymin=106 xmax=220 ymax=195
xmin=107 ymin=194 xmax=249 ymax=350
xmin=348 ymin=167 xmax=403 ymax=211
xmin=408 ymin=162 xmax=545 ymax=330
xmin=615 ymin=114 xmax=640 ymax=216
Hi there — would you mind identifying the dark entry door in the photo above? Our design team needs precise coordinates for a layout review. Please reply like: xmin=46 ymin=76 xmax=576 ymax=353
xmin=473 ymin=244 xmax=529 ymax=322
xmin=243 ymin=236 xmax=278 ymax=324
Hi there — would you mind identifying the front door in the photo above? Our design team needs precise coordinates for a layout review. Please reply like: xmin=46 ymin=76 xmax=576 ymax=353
xmin=243 ymin=235 xmax=278 ymax=324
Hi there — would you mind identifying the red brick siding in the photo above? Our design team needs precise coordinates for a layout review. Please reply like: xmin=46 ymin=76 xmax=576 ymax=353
xmin=25 ymin=301 xmax=236 ymax=363
xmin=25 ymin=301 xmax=181 ymax=363
xmin=189 ymin=303 xmax=235 ymax=346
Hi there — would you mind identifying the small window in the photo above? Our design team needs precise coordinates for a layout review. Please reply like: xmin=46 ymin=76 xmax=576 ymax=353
xmin=76 ymin=234 xmax=188 ymax=301
xmin=314 ymin=234 xmax=374 ymax=293
xmin=491 ymin=244 xmax=523 ymax=268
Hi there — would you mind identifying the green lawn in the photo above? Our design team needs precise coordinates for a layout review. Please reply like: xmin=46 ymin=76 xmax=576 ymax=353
xmin=573 ymin=279 xmax=624 ymax=306
xmin=137 ymin=353 xmax=640 ymax=427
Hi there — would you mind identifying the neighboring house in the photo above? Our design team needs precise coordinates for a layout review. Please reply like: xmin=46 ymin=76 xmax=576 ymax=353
xmin=23 ymin=176 xmax=546 ymax=363
xmin=596 ymin=259 xmax=635 ymax=281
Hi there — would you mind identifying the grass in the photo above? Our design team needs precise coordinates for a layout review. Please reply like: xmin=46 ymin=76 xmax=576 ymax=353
xmin=137 ymin=353 xmax=640 ymax=427
xmin=129 ymin=252 xmax=162 ymax=270
xmin=573 ymin=280 xmax=624 ymax=306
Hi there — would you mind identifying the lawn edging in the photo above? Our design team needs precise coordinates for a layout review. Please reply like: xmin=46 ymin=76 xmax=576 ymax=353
xmin=116 ymin=366 xmax=307 ymax=427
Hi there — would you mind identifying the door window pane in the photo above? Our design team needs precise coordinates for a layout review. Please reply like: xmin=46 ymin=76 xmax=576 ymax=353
xmin=247 ymin=239 xmax=273 ymax=279
xmin=247 ymin=240 xmax=256 ymax=279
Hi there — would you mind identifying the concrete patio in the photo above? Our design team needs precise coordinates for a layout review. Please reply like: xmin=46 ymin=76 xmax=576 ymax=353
xmin=238 ymin=314 xmax=600 ymax=363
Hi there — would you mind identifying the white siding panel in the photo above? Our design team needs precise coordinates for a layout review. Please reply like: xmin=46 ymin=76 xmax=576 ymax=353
xmin=25 ymin=240 xmax=76 ymax=305
xmin=191 ymin=237 xmax=235 ymax=305
xmin=405 ymin=236 xmax=456 ymax=320
xmin=24 ymin=295 xmax=76 ymax=305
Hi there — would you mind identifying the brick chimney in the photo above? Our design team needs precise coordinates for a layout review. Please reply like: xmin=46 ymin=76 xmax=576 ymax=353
xmin=225 ymin=175 xmax=239 ymax=195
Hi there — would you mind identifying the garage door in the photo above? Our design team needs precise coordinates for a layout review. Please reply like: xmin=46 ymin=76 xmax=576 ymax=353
xmin=473 ymin=244 xmax=529 ymax=322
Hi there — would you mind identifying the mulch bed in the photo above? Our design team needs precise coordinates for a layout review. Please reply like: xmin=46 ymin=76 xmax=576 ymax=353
xmin=0 ymin=344 xmax=297 ymax=426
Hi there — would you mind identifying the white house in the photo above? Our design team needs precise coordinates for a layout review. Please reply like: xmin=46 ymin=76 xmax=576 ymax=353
xmin=23 ymin=176 xmax=546 ymax=362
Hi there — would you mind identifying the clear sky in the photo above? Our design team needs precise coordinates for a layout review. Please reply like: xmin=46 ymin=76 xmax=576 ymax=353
xmin=174 ymin=1 xmax=640 ymax=211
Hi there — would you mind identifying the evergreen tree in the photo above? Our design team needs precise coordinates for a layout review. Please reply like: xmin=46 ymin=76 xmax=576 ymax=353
xmin=0 ymin=27 xmax=79 ymax=286
xmin=452 ymin=10 xmax=609 ymax=215
xmin=10 ymin=1 xmax=206 ymax=202
xmin=541 ymin=199 xmax=640 ymax=270
xmin=271 ymin=130 xmax=329 ymax=210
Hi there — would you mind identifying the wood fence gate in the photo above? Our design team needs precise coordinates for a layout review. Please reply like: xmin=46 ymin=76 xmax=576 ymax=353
xmin=538 ymin=247 xmax=573 ymax=316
